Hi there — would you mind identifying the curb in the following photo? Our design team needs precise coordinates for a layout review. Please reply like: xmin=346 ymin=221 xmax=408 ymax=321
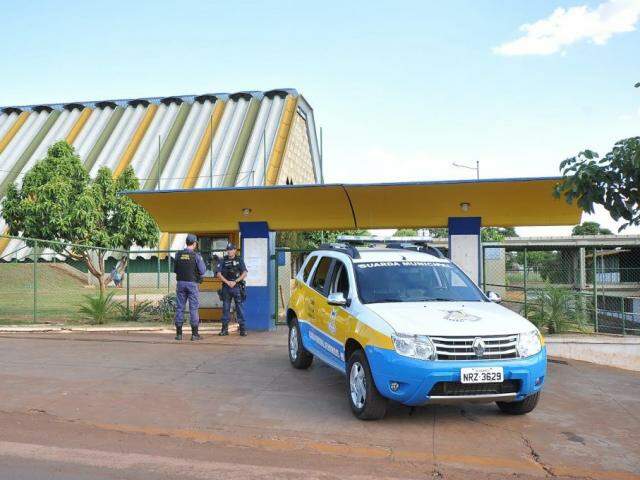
xmin=0 ymin=324 xmax=238 ymax=334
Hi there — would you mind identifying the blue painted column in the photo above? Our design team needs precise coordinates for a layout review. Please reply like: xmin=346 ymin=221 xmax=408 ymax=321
xmin=448 ymin=217 xmax=482 ymax=285
xmin=239 ymin=221 xmax=275 ymax=331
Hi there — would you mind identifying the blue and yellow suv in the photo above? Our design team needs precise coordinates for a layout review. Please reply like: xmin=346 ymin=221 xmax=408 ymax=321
xmin=286 ymin=244 xmax=546 ymax=420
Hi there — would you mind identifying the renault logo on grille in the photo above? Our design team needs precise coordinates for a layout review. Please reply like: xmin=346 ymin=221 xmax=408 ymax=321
xmin=472 ymin=337 xmax=485 ymax=358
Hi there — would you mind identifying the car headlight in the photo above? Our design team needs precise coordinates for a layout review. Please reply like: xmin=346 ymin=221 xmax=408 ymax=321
xmin=392 ymin=334 xmax=436 ymax=360
xmin=517 ymin=330 xmax=543 ymax=358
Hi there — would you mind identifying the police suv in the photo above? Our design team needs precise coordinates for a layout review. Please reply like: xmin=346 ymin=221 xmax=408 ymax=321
xmin=286 ymin=243 xmax=546 ymax=420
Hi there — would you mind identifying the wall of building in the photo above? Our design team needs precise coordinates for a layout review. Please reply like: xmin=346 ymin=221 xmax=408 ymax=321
xmin=277 ymin=112 xmax=316 ymax=185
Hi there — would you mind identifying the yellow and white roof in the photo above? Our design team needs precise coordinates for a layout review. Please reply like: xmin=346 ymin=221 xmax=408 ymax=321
xmin=0 ymin=89 xmax=321 ymax=259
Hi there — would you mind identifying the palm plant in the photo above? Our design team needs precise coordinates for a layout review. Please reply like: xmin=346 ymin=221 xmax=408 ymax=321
xmin=152 ymin=294 xmax=177 ymax=323
xmin=115 ymin=299 xmax=154 ymax=322
xmin=526 ymin=284 xmax=590 ymax=334
xmin=78 ymin=291 xmax=117 ymax=324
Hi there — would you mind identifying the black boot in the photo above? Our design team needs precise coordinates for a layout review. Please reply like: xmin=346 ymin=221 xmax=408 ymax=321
xmin=175 ymin=325 xmax=182 ymax=341
xmin=191 ymin=325 xmax=201 ymax=341
xmin=219 ymin=325 xmax=229 ymax=336
xmin=239 ymin=326 xmax=247 ymax=337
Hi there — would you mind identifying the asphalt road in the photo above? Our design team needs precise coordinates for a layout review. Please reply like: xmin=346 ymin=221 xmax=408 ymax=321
xmin=0 ymin=329 xmax=638 ymax=479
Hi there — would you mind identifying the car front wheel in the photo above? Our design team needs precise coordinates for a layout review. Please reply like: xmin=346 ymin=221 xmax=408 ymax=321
xmin=497 ymin=392 xmax=540 ymax=415
xmin=347 ymin=349 xmax=388 ymax=420
xmin=288 ymin=318 xmax=313 ymax=369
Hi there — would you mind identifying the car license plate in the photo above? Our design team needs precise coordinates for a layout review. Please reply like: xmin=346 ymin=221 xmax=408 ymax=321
xmin=460 ymin=367 xmax=503 ymax=384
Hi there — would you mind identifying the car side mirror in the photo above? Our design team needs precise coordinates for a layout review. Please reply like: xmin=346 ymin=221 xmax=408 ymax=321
xmin=328 ymin=292 xmax=348 ymax=307
xmin=486 ymin=291 xmax=502 ymax=303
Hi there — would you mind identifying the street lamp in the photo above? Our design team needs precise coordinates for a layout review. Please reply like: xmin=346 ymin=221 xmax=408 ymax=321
xmin=452 ymin=160 xmax=480 ymax=179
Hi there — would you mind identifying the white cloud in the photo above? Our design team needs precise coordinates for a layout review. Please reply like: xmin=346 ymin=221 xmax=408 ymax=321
xmin=618 ymin=106 xmax=640 ymax=119
xmin=494 ymin=0 xmax=640 ymax=56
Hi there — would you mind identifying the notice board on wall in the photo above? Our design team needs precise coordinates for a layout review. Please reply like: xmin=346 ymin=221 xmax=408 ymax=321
xmin=243 ymin=237 xmax=268 ymax=287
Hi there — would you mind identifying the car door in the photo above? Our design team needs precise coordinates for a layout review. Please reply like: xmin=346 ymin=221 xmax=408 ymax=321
xmin=305 ymin=256 xmax=343 ymax=365
xmin=295 ymin=254 xmax=318 ymax=323
xmin=326 ymin=260 xmax=353 ymax=349
xmin=307 ymin=256 xmax=334 ymax=333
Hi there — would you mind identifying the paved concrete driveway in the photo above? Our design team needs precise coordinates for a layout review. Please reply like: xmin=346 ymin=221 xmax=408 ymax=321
xmin=0 ymin=329 xmax=638 ymax=479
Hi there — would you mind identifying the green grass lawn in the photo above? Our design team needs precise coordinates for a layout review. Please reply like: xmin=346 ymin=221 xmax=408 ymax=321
xmin=0 ymin=263 xmax=170 ymax=324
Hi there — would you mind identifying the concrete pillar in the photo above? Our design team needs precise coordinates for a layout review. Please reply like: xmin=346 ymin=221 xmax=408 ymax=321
xmin=448 ymin=217 xmax=481 ymax=284
xmin=239 ymin=221 xmax=275 ymax=331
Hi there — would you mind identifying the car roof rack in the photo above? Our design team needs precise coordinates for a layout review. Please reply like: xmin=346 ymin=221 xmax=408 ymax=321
xmin=336 ymin=235 xmax=446 ymax=259
xmin=318 ymin=243 xmax=361 ymax=259
xmin=384 ymin=242 xmax=446 ymax=259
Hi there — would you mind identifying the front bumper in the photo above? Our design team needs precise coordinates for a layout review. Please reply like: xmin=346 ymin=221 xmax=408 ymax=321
xmin=365 ymin=346 xmax=547 ymax=406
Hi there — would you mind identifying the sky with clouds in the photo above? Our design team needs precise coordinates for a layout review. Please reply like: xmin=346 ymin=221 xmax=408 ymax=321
xmin=1 ymin=0 xmax=639 ymax=236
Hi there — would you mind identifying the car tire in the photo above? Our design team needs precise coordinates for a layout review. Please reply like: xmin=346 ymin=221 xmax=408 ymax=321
xmin=496 ymin=392 xmax=540 ymax=415
xmin=346 ymin=349 xmax=388 ymax=420
xmin=288 ymin=318 xmax=313 ymax=369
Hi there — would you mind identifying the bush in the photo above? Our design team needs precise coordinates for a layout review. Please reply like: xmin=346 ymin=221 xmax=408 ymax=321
xmin=78 ymin=291 xmax=117 ymax=324
xmin=526 ymin=284 xmax=590 ymax=334
xmin=115 ymin=299 xmax=154 ymax=322
xmin=152 ymin=294 xmax=177 ymax=323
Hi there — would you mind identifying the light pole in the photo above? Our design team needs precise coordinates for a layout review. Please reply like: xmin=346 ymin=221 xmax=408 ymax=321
xmin=452 ymin=160 xmax=480 ymax=179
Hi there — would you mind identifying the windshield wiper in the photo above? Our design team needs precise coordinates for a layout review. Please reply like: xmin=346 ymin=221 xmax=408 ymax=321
xmin=418 ymin=297 xmax=453 ymax=302
xmin=371 ymin=298 xmax=405 ymax=303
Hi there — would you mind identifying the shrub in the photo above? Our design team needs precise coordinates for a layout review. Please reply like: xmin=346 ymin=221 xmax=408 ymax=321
xmin=526 ymin=284 xmax=590 ymax=334
xmin=78 ymin=291 xmax=117 ymax=324
xmin=152 ymin=294 xmax=177 ymax=323
xmin=116 ymin=299 xmax=154 ymax=322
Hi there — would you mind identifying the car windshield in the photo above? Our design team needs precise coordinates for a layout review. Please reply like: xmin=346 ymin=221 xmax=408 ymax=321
xmin=354 ymin=260 xmax=485 ymax=304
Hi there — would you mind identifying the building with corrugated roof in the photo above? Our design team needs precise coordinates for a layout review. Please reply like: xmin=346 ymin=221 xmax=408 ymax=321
xmin=0 ymin=89 xmax=322 ymax=257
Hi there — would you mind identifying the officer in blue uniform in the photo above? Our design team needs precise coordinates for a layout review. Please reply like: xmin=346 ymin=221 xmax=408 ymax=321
xmin=174 ymin=234 xmax=206 ymax=341
xmin=217 ymin=243 xmax=248 ymax=336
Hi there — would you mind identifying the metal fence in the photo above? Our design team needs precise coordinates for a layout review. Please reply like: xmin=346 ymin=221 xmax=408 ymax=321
xmin=482 ymin=246 xmax=640 ymax=336
xmin=4 ymin=234 xmax=639 ymax=336
xmin=0 ymin=234 xmax=193 ymax=325
xmin=274 ymin=244 xmax=640 ymax=336
xmin=274 ymin=248 xmax=312 ymax=325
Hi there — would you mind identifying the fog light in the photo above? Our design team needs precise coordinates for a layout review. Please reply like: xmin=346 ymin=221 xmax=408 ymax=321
xmin=535 ymin=376 xmax=544 ymax=386
xmin=390 ymin=382 xmax=400 ymax=392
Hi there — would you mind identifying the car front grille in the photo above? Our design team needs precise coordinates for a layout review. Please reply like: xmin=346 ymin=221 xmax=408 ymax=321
xmin=431 ymin=334 xmax=519 ymax=360
xmin=429 ymin=380 xmax=520 ymax=397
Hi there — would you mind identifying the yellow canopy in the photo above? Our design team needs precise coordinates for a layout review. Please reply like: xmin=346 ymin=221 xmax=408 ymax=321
xmin=124 ymin=177 xmax=581 ymax=233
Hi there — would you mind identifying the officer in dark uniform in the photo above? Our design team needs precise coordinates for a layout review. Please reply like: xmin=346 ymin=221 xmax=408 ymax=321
xmin=174 ymin=234 xmax=206 ymax=341
xmin=217 ymin=242 xmax=248 ymax=336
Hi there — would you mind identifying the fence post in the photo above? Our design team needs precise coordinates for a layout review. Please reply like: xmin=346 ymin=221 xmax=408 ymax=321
xmin=274 ymin=250 xmax=279 ymax=325
xmin=481 ymin=246 xmax=486 ymax=292
xmin=593 ymin=247 xmax=598 ymax=332
xmin=33 ymin=240 xmax=38 ymax=323
xmin=167 ymin=249 xmax=171 ymax=294
xmin=156 ymin=247 xmax=161 ymax=289
xmin=523 ymin=247 xmax=528 ymax=318
xmin=126 ymin=250 xmax=131 ymax=316
xmin=621 ymin=297 xmax=626 ymax=336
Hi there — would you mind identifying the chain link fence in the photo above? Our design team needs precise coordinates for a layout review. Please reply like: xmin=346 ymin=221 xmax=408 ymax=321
xmin=4 ymin=234 xmax=639 ymax=336
xmin=0 ymin=234 xmax=191 ymax=325
xmin=274 ymin=248 xmax=312 ymax=325
xmin=483 ymin=245 xmax=640 ymax=336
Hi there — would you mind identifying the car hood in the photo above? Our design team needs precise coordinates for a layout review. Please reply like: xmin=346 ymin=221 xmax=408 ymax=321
xmin=365 ymin=301 xmax=535 ymax=336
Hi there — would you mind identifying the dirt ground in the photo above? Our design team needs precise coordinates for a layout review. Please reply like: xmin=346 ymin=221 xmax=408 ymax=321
xmin=0 ymin=328 xmax=638 ymax=479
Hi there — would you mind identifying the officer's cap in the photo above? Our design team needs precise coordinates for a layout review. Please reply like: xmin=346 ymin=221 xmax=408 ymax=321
xmin=186 ymin=234 xmax=198 ymax=245
xmin=226 ymin=242 xmax=237 ymax=250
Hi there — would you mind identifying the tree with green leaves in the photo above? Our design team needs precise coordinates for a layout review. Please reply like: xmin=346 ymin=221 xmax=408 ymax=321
xmin=481 ymin=227 xmax=517 ymax=242
xmin=2 ymin=141 xmax=159 ymax=293
xmin=572 ymin=221 xmax=612 ymax=236
xmin=555 ymin=137 xmax=640 ymax=231
xmin=393 ymin=228 xmax=418 ymax=237
xmin=430 ymin=228 xmax=448 ymax=238
xmin=276 ymin=229 xmax=370 ymax=250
